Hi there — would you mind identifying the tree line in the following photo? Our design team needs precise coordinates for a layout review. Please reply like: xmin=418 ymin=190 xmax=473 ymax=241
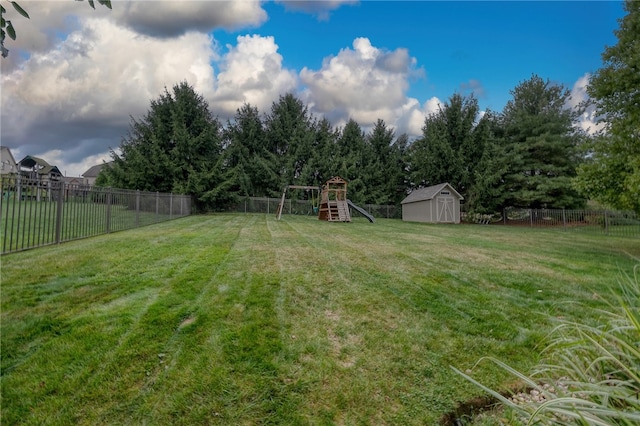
xmin=95 ymin=76 xmax=581 ymax=214
xmin=98 ymin=1 xmax=638 ymax=215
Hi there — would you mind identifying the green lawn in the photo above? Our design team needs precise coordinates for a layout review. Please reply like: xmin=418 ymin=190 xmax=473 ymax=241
xmin=1 ymin=214 xmax=638 ymax=425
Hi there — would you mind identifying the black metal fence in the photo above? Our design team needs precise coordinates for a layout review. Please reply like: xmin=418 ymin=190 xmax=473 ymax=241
xmin=226 ymin=196 xmax=401 ymax=219
xmin=1 ymin=176 xmax=192 ymax=254
xmin=467 ymin=207 xmax=640 ymax=238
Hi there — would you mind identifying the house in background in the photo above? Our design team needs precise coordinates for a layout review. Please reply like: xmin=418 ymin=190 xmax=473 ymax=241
xmin=1 ymin=146 xmax=18 ymax=176
xmin=64 ymin=176 xmax=84 ymax=185
xmin=82 ymin=162 xmax=111 ymax=185
xmin=401 ymin=183 xmax=464 ymax=224
xmin=16 ymin=155 xmax=63 ymax=201
xmin=18 ymin=155 xmax=62 ymax=182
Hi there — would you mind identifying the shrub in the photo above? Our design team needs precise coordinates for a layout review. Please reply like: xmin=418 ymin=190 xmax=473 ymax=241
xmin=454 ymin=264 xmax=640 ymax=425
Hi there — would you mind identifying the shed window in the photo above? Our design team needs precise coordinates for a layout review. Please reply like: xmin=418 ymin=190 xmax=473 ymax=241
xmin=440 ymin=191 xmax=450 ymax=195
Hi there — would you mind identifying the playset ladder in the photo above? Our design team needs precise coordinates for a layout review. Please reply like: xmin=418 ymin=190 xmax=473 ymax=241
xmin=322 ymin=199 xmax=351 ymax=222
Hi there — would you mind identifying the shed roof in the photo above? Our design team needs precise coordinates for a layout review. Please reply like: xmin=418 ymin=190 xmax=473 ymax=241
xmin=400 ymin=183 xmax=463 ymax=205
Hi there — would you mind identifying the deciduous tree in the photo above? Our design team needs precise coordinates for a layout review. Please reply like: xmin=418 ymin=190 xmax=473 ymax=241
xmin=574 ymin=0 xmax=640 ymax=213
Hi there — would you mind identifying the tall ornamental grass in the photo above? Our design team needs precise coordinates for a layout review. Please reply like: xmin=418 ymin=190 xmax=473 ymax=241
xmin=455 ymin=264 xmax=640 ymax=425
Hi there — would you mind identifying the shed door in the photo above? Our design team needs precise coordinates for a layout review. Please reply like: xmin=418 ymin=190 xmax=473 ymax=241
xmin=437 ymin=197 xmax=454 ymax=222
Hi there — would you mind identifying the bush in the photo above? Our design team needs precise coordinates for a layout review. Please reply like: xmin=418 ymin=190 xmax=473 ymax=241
xmin=454 ymin=264 xmax=640 ymax=425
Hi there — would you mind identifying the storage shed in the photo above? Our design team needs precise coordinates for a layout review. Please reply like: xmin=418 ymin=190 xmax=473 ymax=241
xmin=401 ymin=183 xmax=463 ymax=223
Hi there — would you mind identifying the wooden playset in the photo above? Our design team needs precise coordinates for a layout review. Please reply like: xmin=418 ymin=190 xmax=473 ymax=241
xmin=276 ymin=176 xmax=374 ymax=223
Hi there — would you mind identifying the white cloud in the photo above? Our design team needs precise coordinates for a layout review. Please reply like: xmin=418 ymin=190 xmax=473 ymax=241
xmin=211 ymin=34 xmax=298 ymax=117
xmin=299 ymin=37 xmax=427 ymax=136
xmin=394 ymin=96 xmax=442 ymax=137
xmin=569 ymin=73 xmax=605 ymax=135
xmin=1 ymin=17 xmax=219 ymax=174
xmin=2 ymin=8 xmax=437 ymax=178
xmin=1 ymin=0 xmax=267 ymax=71
xmin=2 ymin=15 xmax=299 ymax=176
xmin=116 ymin=0 xmax=268 ymax=37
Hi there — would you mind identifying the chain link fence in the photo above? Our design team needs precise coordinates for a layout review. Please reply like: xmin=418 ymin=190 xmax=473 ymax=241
xmin=465 ymin=207 xmax=640 ymax=238
xmin=225 ymin=196 xmax=401 ymax=219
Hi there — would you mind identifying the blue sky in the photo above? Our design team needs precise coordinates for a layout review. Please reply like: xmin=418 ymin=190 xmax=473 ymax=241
xmin=0 ymin=1 xmax=626 ymax=177
xmin=247 ymin=1 xmax=623 ymax=111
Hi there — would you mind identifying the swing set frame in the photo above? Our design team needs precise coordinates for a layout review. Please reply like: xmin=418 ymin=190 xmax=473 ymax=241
xmin=276 ymin=185 xmax=321 ymax=220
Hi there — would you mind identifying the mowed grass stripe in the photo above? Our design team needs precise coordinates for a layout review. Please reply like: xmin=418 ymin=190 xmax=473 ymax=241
xmin=1 ymin=215 xmax=270 ymax=424
xmin=269 ymin=218 xmax=535 ymax=423
xmin=62 ymin=215 xmax=247 ymax=425
xmin=1 ymin=214 xmax=638 ymax=425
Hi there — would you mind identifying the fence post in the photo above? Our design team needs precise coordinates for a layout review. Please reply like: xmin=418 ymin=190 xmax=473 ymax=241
xmin=106 ymin=188 xmax=112 ymax=233
xmin=503 ymin=208 xmax=507 ymax=225
xmin=156 ymin=192 xmax=159 ymax=222
xmin=170 ymin=193 xmax=173 ymax=219
xmin=55 ymin=181 xmax=64 ymax=244
xmin=562 ymin=208 xmax=566 ymax=231
xmin=135 ymin=190 xmax=140 ymax=227
xmin=16 ymin=174 xmax=22 ymax=202
xmin=530 ymin=209 xmax=533 ymax=227
xmin=604 ymin=210 xmax=609 ymax=234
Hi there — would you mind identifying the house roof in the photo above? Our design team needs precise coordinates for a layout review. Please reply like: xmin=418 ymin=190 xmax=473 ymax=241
xmin=19 ymin=155 xmax=51 ymax=169
xmin=1 ymin=146 xmax=18 ymax=173
xmin=64 ymin=176 xmax=84 ymax=184
xmin=400 ymin=183 xmax=463 ymax=204
xmin=39 ymin=165 xmax=62 ymax=176
xmin=18 ymin=155 xmax=62 ymax=176
xmin=82 ymin=163 xmax=107 ymax=178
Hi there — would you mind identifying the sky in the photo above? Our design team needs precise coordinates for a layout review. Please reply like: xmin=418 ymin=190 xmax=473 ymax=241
xmin=0 ymin=0 xmax=626 ymax=178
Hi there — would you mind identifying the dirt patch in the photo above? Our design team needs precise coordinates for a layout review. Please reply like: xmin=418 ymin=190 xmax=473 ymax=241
xmin=440 ymin=394 xmax=500 ymax=425
xmin=178 ymin=316 xmax=196 ymax=329
xmin=439 ymin=382 xmax=531 ymax=425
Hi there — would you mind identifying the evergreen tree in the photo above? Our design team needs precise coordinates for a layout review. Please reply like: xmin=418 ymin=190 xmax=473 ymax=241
xmin=391 ymin=133 xmax=411 ymax=205
xmin=335 ymin=119 xmax=368 ymax=204
xmin=101 ymin=81 xmax=223 ymax=211
xmin=170 ymin=83 xmax=223 ymax=200
xmin=264 ymin=93 xmax=316 ymax=193
xmin=309 ymin=117 xmax=338 ymax=185
xmin=465 ymin=111 xmax=508 ymax=213
xmin=364 ymin=119 xmax=399 ymax=204
xmin=214 ymin=103 xmax=276 ymax=200
xmin=575 ymin=0 xmax=640 ymax=213
xmin=409 ymin=93 xmax=484 ymax=197
xmin=499 ymin=75 xmax=585 ymax=209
